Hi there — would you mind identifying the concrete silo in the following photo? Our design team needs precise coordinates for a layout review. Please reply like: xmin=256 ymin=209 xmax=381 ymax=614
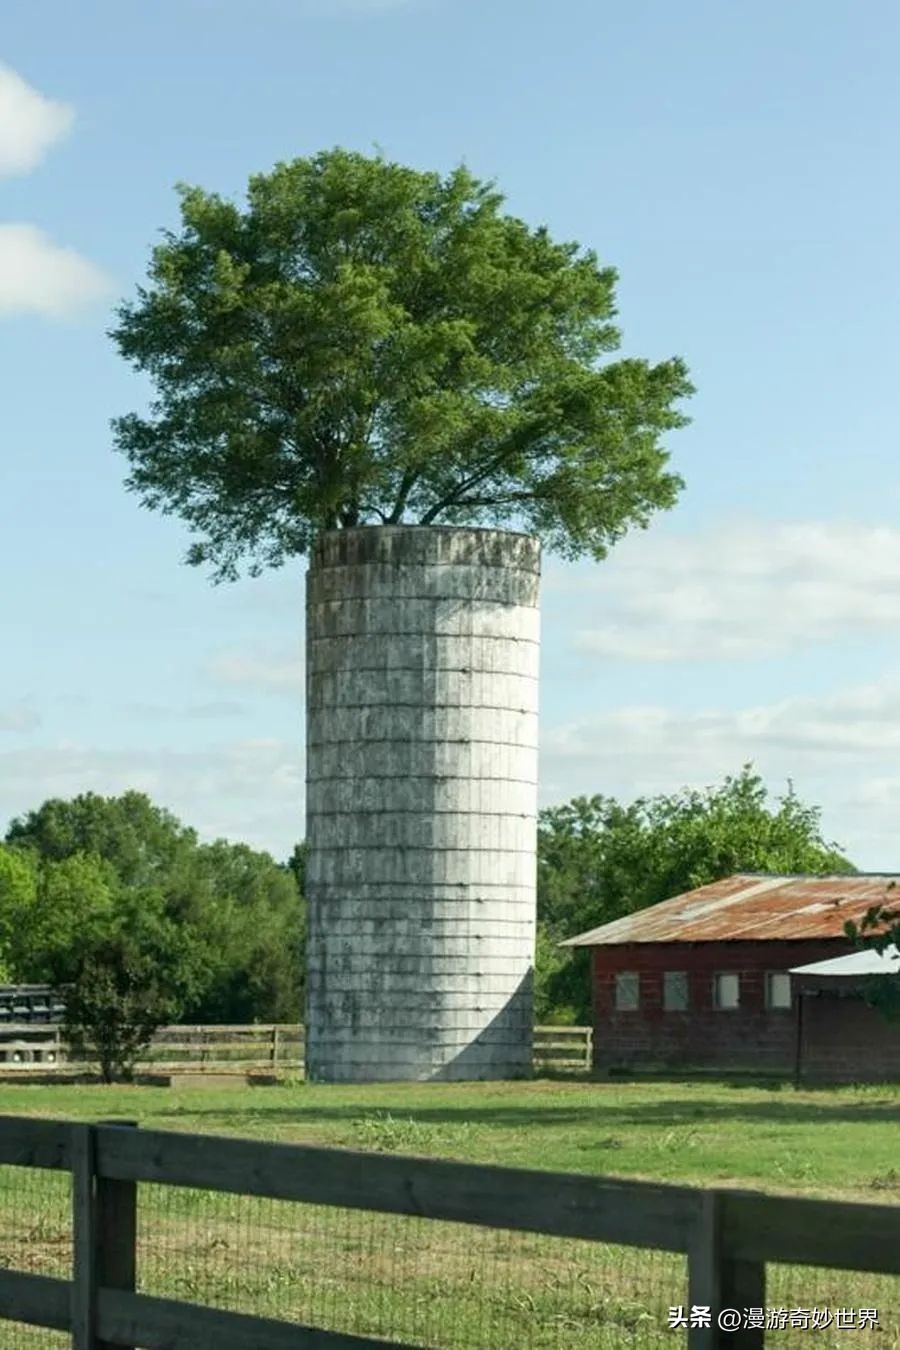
xmin=305 ymin=525 xmax=540 ymax=1082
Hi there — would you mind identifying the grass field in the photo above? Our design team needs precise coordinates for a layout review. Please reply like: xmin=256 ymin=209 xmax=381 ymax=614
xmin=0 ymin=1077 xmax=898 ymax=1348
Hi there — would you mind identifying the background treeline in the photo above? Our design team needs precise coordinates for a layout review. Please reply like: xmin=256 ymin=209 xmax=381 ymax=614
xmin=0 ymin=766 xmax=854 ymax=1030
xmin=0 ymin=793 xmax=306 ymax=1025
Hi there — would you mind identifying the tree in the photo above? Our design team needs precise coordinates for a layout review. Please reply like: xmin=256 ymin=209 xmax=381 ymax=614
xmin=0 ymin=845 xmax=36 ymax=982
xmin=538 ymin=765 xmax=856 ymax=1021
xmin=285 ymin=841 xmax=308 ymax=895
xmin=180 ymin=839 xmax=305 ymax=1024
xmin=6 ymin=790 xmax=198 ymax=886
xmin=843 ymin=886 xmax=900 ymax=1023
xmin=4 ymin=793 xmax=305 ymax=1024
xmin=61 ymin=895 xmax=204 ymax=1083
xmin=0 ymin=849 xmax=118 ymax=983
xmin=110 ymin=148 xmax=692 ymax=581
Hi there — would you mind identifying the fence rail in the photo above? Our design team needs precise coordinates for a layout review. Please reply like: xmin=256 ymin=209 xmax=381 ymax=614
xmin=0 ymin=1113 xmax=897 ymax=1348
xmin=0 ymin=1023 xmax=593 ymax=1076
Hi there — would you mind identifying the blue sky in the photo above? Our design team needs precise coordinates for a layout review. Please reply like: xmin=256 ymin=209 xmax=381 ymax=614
xmin=3 ymin=0 xmax=900 ymax=865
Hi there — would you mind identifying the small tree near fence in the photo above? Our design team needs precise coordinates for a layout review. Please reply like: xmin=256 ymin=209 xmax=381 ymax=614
xmin=61 ymin=899 xmax=202 ymax=1082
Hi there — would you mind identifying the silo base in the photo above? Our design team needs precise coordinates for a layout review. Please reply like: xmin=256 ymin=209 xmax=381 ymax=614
xmin=305 ymin=970 xmax=535 ymax=1083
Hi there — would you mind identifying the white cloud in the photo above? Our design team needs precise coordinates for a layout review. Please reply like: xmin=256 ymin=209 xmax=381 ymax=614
xmin=124 ymin=700 xmax=248 ymax=721
xmin=207 ymin=648 xmax=304 ymax=694
xmin=5 ymin=670 xmax=900 ymax=867
xmin=0 ymin=738 xmax=303 ymax=859
xmin=540 ymin=670 xmax=900 ymax=868
xmin=565 ymin=520 xmax=900 ymax=662
xmin=0 ymin=63 xmax=73 ymax=177
xmin=544 ymin=675 xmax=900 ymax=769
xmin=0 ymin=224 xmax=113 ymax=319
xmin=0 ymin=704 xmax=40 ymax=733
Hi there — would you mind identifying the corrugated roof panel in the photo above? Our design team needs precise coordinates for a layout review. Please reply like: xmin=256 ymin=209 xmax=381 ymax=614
xmin=562 ymin=873 xmax=900 ymax=946
xmin=677 ymin=876 xmax=786 ymax=922
xmin=790 ymin=945 xmax=900 ymax=976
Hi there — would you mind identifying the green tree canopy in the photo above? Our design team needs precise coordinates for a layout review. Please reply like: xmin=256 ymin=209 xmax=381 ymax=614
xmin=178 ymin=839 xmax=305 ymax=1024
xmin=844 ymin=886 xmax=900 ymax=1023
xmin=3 ymin=793 xmax=305 ymax=1024
xmin=110 ymin=148 xmax=692 ymax=580
xmin=537 ymin=765 xmax=856 ymax=1021
xmin=6 ymin=790 xmax=197 ymax=886
xmin=0 ymin=850 xmax=118 ymax=983
xmin=61 ymin=892 xmax=207 ymax=1083
xmin=0 ymin=845 xmax=38 ymax=982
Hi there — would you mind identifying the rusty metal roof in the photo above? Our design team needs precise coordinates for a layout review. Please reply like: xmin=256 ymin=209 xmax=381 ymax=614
xmin=561 ymin=873 xmax=900 ymax=946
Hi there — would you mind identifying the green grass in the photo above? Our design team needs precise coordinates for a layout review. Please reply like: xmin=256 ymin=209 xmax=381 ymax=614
xmin=0 ymin=1075 xmax=898 ymax=1199
xmin=0 ymin=1077 xmax=898 ymax=1348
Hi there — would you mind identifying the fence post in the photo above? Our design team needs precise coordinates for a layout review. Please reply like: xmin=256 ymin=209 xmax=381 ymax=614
xmin=689 ymin=1190 xmax=765 ymax=1348
xmin=71 ymin=1123 xmax=98 ymax=1350
xmin=271 ymin=1025 xmax=280 ymax=1068
xmin=97 ymin=1120 xmax=138 ymax=1350
xmin=72 ymin=1120 xmax=138 ymax=1350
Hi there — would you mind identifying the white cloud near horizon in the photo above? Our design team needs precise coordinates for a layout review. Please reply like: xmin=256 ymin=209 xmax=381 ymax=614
xmin=207 ymin=648 xmax=304 ymax=694
xmin=0 ymin=224 xmax=113 ymax=319
xmin=0 ymin=738 xmax=303 ymax=858
xmin=544 ymin=672 xmax=900 ymax=770
xmin=0 ymin=63 xmax=73 ymax=177
xmin=0 ymin=704 xmax=40 ymax=733
xmin=540 ymin=670 xmax=900 ymax=867
xmin=4 ymin=667 xmax=900 ymax=865
xmin=124 ymin=700 xmax=248 ymax=721
xmin=564 ymin=520 xmax=900 ymax=661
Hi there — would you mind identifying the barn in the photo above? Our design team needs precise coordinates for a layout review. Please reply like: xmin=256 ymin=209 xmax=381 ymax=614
xmin=562 ymin=873 xmax=900 ymax=1082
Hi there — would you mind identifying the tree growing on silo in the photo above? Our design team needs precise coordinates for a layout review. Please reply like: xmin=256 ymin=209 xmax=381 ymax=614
xmin=110 ymin=148 xmax=693 ymax=1079
xmin=109 ymin=148 xmax=692 ymax=575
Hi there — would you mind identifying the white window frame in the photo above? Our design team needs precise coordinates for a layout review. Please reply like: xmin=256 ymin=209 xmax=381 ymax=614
xmin=713 ymin=972 xmax=740 ymax=1010
xmin=663 ymin=970 xmax=689 ymax=1011
xmin=614 ymin=971 xmax=640 ymax=1011
xmin=766 ymin=971 xmax=792 ymax=1010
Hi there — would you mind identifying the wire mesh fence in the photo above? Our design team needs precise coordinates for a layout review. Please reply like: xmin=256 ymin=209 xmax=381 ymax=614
xmin=0 ymin=1163 xmax=72 ymax=1280
xmin=764 ymin=1262 xmax=900 ymax=1347
xmin=1 ymin=1133 xmax=899 ymax=1348
xmin=0 ymin=1322 xmax=70 ymax=1350
xmin=0 ymin=1164 xmax=71 ymax=1350
xmin=136 ymin=1181 xmax=686 ymax=1347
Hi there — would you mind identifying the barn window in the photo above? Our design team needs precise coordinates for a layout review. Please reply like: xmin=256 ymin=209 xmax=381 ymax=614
xmin=713 ymin=972 xmax=740 ymax=1009
xmin=614 ymin=972 xmax=639 ymax=1010
xmin=766 ymin=972 xmax=792 ymax=1009
xmin=664 ymin=971 xmax=688 ymax=1011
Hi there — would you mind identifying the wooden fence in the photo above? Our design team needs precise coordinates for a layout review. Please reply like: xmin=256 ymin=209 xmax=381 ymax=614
xmin=0 ymin=1023 xmax=594 ymax=1076
xmin=0 ymin=1114 xmax=897 ymax=1348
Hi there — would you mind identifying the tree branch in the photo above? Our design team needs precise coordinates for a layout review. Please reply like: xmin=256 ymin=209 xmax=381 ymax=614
xmin=386 ymin=465 xmax=423 ymax=524
xmin=435 ymin=486 xmax=557 ymax=511
xmin=418 ymin=425 xmax=550 ymax=525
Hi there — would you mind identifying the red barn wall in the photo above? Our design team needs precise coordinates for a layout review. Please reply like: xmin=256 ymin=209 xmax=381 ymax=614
xmin=590 ymin=940 xmax=848 ymax=1075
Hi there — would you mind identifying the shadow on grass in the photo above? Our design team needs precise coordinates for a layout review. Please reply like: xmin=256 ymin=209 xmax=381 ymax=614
xmin=155 ymin=1084 xmax=900 ymax=1131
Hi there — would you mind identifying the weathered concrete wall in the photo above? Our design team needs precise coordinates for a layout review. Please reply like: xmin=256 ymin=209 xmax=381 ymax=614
xmin=305 ymin=525 xmax=540 ymax=1082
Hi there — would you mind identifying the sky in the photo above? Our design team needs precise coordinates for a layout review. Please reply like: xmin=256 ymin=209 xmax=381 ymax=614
xmin=2 ymin=0 xmax=900 ymax=867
